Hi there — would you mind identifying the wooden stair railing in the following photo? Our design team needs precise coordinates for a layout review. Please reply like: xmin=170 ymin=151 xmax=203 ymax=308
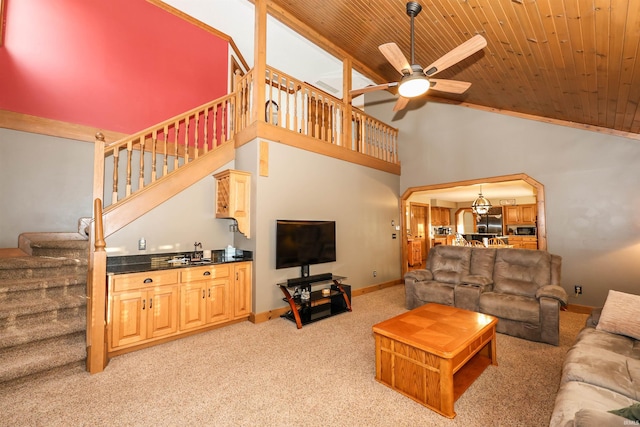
xmin=85 ymin=66 xmax=400 ymax=373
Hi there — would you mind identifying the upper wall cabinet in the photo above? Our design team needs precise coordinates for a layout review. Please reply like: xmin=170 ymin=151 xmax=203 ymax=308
xmin=214 ymin=169 xmax=251 ymax=238
xmin=430 ymin=207 xmax=451 ymax=226
xmin=504 ymin=204 xmax=536 ymax=225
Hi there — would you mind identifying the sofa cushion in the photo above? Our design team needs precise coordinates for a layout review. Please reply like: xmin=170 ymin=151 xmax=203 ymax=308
xmin=597 ymin=290 xmax=640 ymax=341
xmin=493 ymin=249 xmax=551 ymax=297
xmin=562 ymin=336 xmax=640 ymax=400
xmin=413 ymin=281 xmax=456 ymax=306
xmin=569 ymin=327 xmax=640 ymax=360
xmin=479 ymin=292 xmax=539 ymax=324
xmin=550 ymin=381 xmax=638 ymax=427
xmin=469 ymin=247 xmax=496 ymax=278
xmin=429 ymin=246 xmax=472 ymax=284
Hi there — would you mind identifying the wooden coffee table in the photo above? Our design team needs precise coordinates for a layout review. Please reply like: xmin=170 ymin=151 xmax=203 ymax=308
xmin=372 ymin=303 xmax=498 ymax=418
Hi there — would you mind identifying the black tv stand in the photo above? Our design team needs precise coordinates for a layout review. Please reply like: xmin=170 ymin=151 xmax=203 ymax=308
xmin=277 ymin=275 xmax=351 ymax=329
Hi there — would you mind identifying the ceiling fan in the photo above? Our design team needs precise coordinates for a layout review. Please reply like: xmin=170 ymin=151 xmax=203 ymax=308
xmin=350 ymin=1 xmax=487 ymax=111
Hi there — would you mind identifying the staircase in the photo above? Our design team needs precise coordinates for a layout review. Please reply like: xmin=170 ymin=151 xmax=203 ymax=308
xmin=0 ymin=234 xmax=88 ymax=384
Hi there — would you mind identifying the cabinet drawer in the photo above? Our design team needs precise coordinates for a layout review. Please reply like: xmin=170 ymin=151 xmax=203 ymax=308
xmin=181 ymin=264 xmax=230 ymax=282
xmin=111 ymin=270 xmax=179 ymax=292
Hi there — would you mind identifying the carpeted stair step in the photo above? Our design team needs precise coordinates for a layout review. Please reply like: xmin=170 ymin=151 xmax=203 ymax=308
xmin=0 ymin=234 xmax=89 ymax=384
xmin=29 ymin=239 xmax=89 ymax=259
xmin=0 ymin=332 xmax=87 ymax=383
xmin=0 ymin=256 xmax=86 ymax=281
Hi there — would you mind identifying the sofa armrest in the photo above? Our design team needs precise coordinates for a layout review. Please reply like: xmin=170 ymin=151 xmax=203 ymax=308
xmin=404 ymin=269 xmax=433 ymax=282
xmin=536 ymin=285 xmax=568 ymax=306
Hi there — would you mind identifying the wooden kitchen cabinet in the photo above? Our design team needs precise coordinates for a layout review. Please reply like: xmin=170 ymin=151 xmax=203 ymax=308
xmin=108 ymin=261 xmax=252 ymax=354
xmin=407 ymin=240 xmax=422 ymax=267
xmin=233 ymin=262 xmax=252 ymax=318
xmin=109 ymin=270 xmax=180 ymax=351
xmin=505 ymin=204 xmax=536 ymax=224
xmin=430 ymin=207 xmax=451 ymax=226
xmin=214 ymin=169 xmax=251 ymax=238
xmin=509 ymin=236 xmax=538 ymax=250
xmin=180 ymin=264 xmax=231 ymax=331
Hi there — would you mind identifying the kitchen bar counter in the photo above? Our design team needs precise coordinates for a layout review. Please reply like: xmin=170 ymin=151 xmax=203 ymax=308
xmin=107 ymin=250 xmax=253 ymax=275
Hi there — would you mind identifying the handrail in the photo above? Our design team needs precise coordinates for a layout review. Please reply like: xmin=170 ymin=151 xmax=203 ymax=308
xmin=235 ymin=65 xmax=399 ymax=164
xmin=86 ymin=64 xmax=399 ymax=374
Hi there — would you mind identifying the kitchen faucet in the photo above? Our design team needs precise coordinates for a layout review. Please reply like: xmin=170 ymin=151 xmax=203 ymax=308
xmin=192 ymin=242 xmax=202 ymax=260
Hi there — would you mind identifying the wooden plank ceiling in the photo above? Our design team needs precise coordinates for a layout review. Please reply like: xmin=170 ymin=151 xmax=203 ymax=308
xmin=268 ymin=0 xmax=640 ymax=137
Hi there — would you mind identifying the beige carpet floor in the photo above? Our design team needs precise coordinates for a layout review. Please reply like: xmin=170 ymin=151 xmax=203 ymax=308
xmin=0 ymin=285 xmax=587 ymax=427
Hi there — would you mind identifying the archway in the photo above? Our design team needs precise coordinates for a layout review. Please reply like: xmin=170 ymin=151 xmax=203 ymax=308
xmin=400 ymin=173 xmax=546 ymax=276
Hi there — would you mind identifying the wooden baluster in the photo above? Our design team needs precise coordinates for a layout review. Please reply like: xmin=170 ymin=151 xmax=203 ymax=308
xmin=194 ymin=112 xmax=200 ymax=159
xmin=151 ymin=130 xmax=157 ymax=182
xmin=285 ymin=79 xmax=291 ymax=131
xmin=203 ymin=107 xmax=209 ymax=153
xmin=112 ymin=148 xmax=119 ymax=204
xmin=126 ymin=141 xmax=132 ymax=197
xmin=184 ymin=116 xmax=190 ymax=164
xmin=173 ymin=121 xmax=179 ymax=171
xmin=277 ymin=74 xmax=283 ymax=127
xmin=163 ymin=125 xmax=169 ymax=176
xmin=220 ymin=101 xmax=226 ymax=144
xmin=294 ymin=84 xmax=300 ymax=133
xmin=213 ymin=105 xmax=218 ymax=147
xmin=138 ymin=135 xmax=145 ymax=190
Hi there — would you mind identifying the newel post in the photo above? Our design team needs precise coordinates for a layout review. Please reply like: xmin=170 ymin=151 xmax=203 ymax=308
xmin=86 ymin=132 xmax=108 ymax=373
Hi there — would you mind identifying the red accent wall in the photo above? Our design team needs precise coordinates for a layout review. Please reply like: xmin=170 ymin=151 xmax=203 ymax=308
xmin=0 ymin=0 xmax=228 ymax=134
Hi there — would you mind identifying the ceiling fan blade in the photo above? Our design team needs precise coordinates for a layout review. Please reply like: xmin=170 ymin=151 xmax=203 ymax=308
xmin=350 ymin=82 xmax=398 ymax=97
xmin=393 ymin=96 xmax=410 ymax=112
xmin=379 ymin=43 xmax=411 ymax=76
xmin=424 ymin=35 xmax=487 ymax=77
xmin=428 ymin=79 xmax=472 ymax=94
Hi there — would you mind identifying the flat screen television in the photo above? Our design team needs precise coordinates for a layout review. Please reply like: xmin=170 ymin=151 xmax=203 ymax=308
xmin=275 ymin=220 xmax=336 ymax=271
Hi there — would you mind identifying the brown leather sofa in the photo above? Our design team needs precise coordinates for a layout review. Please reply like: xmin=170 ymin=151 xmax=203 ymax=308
xmin=404 ymin=245 xmax=568 ymax=345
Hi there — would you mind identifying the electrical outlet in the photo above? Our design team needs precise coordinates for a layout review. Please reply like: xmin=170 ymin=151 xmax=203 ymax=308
xmin=373 ymin=270 xmax=377 ymax=277
xmin=138 ymin=237 xmax=146 ymax=251
xmin=574 ymin=285 xmax=582 ymax=295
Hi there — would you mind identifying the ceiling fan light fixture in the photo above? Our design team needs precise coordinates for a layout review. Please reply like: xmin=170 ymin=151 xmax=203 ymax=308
xmin=398 ymin=74 xmax=430 ymax=98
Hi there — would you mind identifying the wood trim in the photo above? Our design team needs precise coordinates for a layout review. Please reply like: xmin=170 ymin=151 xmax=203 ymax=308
xmin=0 ymin=0 xmax=5 ymax=47
xmin=0 ymin=110 xmax=126 ymax=143
xmin=426 ymin=96 xmax=640 ymax=142
xmin=400 ymin=173 xmax=547 ymax=276
xmin=565 ymin=304 xmax=595 ymax=314
xmin=147 ymin=0 xmax=249 ymax=71
xmin=103 ymin=142 xmax=235 ymax=237
xmin=235 ymin=121 xmax=401 ymax=175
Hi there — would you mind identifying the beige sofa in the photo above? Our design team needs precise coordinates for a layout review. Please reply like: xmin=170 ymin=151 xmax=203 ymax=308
xmin=404 ymin=245 xmax=568 ymax=345
xmin=550 ymin=290 xmax=640 ymax=426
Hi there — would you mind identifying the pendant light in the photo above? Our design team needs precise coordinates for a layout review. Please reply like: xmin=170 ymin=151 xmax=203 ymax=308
xmin=472 ymin=186 xmax=492 ymax=215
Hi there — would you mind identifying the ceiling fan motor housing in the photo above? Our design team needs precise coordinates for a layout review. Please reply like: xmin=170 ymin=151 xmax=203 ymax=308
xmin=406 ymin=1 xmax=423 ymax=17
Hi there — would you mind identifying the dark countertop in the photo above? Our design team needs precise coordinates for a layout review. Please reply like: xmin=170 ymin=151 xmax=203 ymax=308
xmin=107 ymin=250 xmax=253 ymax=275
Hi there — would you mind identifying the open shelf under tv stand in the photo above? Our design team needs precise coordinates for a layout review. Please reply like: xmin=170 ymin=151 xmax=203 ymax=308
xmin=277 ymin=275 xmax=352 ymax=329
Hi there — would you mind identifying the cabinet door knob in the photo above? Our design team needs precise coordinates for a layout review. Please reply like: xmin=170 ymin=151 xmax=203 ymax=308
xmin=208 ymin=288 xmax=211 ymax=298
xmin=202 ymin=289 xmax=205 ymax=299
xmin=142 ymin=299 xmax=146 ymax=310
xmin=144 ymin=278 xmax=153 ymax=283
xmin=149 ymin=298 xmax=153 ymax=309
xmin=203 ymin=271 xmax=211 ymax=276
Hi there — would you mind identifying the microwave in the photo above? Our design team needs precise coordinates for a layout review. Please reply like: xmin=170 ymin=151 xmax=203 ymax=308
xmin=516 ymin=226 xmax=536 ymax=235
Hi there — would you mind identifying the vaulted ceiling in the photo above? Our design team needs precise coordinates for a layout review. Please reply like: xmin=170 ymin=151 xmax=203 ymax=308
xmin=268 ymin=0 xmax=640 ymax=138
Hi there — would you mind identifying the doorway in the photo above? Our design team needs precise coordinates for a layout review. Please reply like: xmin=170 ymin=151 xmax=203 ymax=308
xmin=408 ymin=202 xmax=429 ymax=269
xmin=400 ymin=173 xmax=546 ymax=277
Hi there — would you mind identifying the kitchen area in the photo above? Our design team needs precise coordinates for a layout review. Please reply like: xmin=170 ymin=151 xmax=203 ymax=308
xmin=406 ymin=179 xmax=540 ymax=269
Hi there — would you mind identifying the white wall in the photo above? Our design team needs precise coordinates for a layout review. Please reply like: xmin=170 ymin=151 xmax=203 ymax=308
xmin=0 ymin=129 xmax=94 ymax=246
xmin=366 ymin=92 xmax=640 ymax=307
xmin=237 ymin=140 xmax=401 ymax=313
